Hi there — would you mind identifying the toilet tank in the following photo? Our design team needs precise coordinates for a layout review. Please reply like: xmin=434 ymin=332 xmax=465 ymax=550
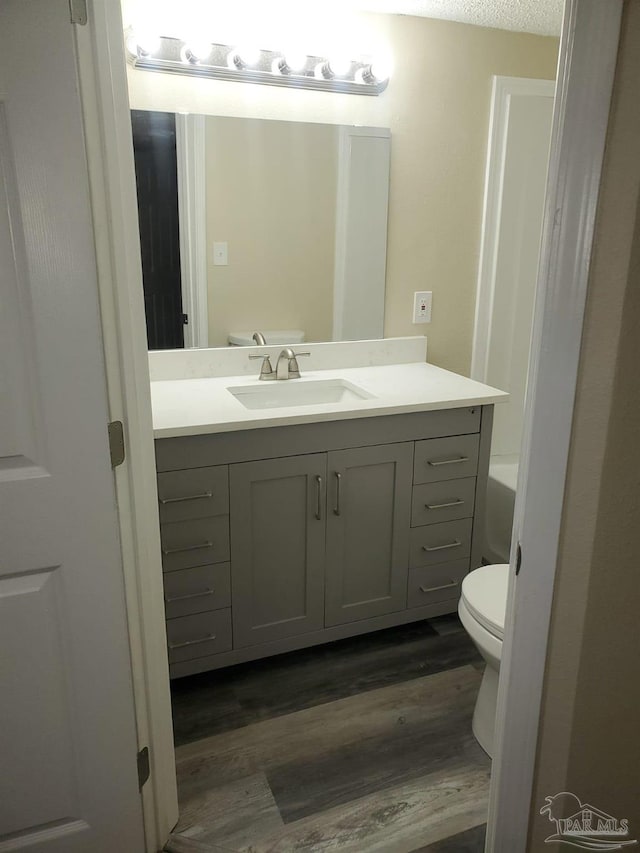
xmin=228 ymin=330 xmax=306 ymax=347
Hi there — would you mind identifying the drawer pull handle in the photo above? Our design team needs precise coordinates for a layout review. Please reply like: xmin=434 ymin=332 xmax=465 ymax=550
xmin=419 ymin=579 xmax=460 ymax=594
xmin=168 ymin=633 xmax=216 ymax=650
xmin=427 ymin=456 xmax=470 ymax=467
xmin=162 ymin=541 xmax=213 ymax=556
xmin=160 ymin=491 xmax=213 ymax=505
xmin=422 ymin=539 xmax=461 ymax=552
xmin=165 ymin=588 xmax=215 ymax=603
xmin=425 ymin=498 xmax=465 ymax=510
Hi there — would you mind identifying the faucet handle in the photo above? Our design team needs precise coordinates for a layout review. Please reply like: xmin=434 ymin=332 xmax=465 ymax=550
xmin=248 ymin=353 xmax=274 ymax=380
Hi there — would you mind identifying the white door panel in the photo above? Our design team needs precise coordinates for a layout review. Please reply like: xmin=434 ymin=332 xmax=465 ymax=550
xmin=0 ymin=1 xmax=144 ymax=851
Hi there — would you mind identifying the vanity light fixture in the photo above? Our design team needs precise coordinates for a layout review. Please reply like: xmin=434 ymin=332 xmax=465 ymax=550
xmin=125 ymin=31 xmax=389 ymax=96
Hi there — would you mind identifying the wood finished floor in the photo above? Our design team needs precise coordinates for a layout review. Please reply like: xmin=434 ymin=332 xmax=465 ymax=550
xmin=167 ymin=615 xmax=489 ymax=853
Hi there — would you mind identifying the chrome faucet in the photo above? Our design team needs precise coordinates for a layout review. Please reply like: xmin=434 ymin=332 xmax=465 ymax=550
xmin=276 ymin=348 xmax=303 ymax=380
xmin=252 ymin=331 xmax=267 ymax=346
xmin=249 ymin=348 xmax=310 ymax=380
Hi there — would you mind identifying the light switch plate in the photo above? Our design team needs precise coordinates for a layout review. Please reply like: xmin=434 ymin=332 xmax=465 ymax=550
xmin=213 ymin=241 xmax=228 ymax=266
xmin=413 ymin=291 xmax=432 ymax=324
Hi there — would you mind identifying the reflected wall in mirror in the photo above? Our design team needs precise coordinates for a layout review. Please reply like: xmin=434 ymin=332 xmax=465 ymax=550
xmin=131 ymin=110 xmax=391 ymax=350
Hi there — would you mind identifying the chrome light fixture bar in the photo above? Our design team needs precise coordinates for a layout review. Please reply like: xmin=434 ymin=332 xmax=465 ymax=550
xmin=127 ymin=35 xmax=390 ymax=96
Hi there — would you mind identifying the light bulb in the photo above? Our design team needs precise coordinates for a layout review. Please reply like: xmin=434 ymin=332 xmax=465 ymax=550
xmin=327 ymin=55 xmax=352 ymax=77
xmin=284 ymin=51 xmax=308 ymax=73
xmin=181 ymin=40 xmax=212 ymax=63
xmin=273 ymin=52 xmax=308 ymax=75
xmin=370 ymin=56 xmax=393 ymax=81
xmin=230 ymin=45 xmax=261 ymax=69
xmin=134 ymin=31 xmax=161 ymax=56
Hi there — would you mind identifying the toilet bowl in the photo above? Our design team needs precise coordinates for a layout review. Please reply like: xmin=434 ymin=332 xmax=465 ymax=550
xmin=458 ymin=563 xmax=510 ymax=757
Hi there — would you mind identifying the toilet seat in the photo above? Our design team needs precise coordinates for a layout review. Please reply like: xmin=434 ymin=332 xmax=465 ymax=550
xmin=461 ymin=564 xmax=510 ymax=640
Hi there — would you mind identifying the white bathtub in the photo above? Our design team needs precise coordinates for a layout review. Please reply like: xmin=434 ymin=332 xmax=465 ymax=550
xmin=484 ymin=455 xmax=519 ymax=564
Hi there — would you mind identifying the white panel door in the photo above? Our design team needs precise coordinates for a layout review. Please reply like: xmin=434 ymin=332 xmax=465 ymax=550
xmin=0 ymin=2 xmax=144 ymax=852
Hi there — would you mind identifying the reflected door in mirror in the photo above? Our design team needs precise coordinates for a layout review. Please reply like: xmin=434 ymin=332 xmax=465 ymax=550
xmin=131 ymin=109 xmax=185 ymax=349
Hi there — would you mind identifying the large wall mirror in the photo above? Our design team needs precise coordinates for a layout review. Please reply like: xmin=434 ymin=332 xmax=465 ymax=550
xmin=131 ymin=109 xmax=391 ymax=350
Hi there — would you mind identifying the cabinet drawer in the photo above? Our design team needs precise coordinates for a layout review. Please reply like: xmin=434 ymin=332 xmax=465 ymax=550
xmin=163 ymin=563 xmax=231 ymax=619
xmin=407 ymin=559 xmax=469 ymax=609
xmin=158 ymin=466 xmax=229 ymax=523
xmin=161 ymin=516 xmax=230 ymax=572
xmin=411 ymin=477 xmax=476 ymax=527
xmin=413 ymin=434 xmax=480 ymax=484
xmin=166 ymin=609 xmax=232 ymax=664
xmin=409 ymin=518 xmax=473 ymax=567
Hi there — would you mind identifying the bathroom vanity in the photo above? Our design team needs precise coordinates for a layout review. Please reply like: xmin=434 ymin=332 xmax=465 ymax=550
xmin=150 ymin=340 xmax=507 ymax=678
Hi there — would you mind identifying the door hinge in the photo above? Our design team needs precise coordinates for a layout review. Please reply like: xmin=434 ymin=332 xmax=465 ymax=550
xmin=108 ymin=420 xmax=125 ymax=469
xmin=515 ymin=542 xmax=523 ymax=575
xmin=137 ymin=746 xmax=150 ymax=790
xmin=182 ymin=313 xmax=189 ymax=325
xmin=69 ymin=0 xmax=87 ymax=25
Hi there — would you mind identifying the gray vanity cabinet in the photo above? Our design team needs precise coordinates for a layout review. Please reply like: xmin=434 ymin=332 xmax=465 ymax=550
xmin=229 ymin=454 xmax=327 ymax=648
xmin=155 ymin=404 xmax=494 ymax=678
xmin=325 ymin=443 xmax=413 ymax=626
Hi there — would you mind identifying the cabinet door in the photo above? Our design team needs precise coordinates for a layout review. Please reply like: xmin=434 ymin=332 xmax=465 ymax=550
xmin=230 ymin=454 xmax=327 ymax=648
xmin=325 ymin=443 xmax=413 ymax=626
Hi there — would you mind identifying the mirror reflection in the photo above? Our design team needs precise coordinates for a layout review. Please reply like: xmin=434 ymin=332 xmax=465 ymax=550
xmin=131 ymin=110 xmax=391 ymax=350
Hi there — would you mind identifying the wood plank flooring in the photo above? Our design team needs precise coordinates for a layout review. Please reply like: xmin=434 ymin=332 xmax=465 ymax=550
xmin=167 ymin=615 xmax=489 ymax=853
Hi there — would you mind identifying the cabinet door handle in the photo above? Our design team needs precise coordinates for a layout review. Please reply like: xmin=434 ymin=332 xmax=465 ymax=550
xmin=333 ymin=472 xmax=342 ymax=516
xmin=160 ymin=491 xmax=213 ymax=505
xmin=425 ymin=498 xmax=465 ymax=510
xmin=162 ymin=541 xmax=213 ymax=555
xmin=165 ymin=588 xmax=215 ymax=603
xmin=168 ymin=633 xmax=216 ymax=650
xmin=419 ymin=579 xmax=460 ymax=594
xmin=427 ymin=456 xmax=469 ymax=467
xmin=421 ymin=540 xmax=461 ymax=552
xmin=315 ymin=475 xmax=323 ymax=521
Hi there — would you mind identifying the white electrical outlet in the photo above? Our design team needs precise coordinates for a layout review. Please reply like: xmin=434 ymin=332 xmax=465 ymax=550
xmin=413 ymin=291 xmax=432 ymax=324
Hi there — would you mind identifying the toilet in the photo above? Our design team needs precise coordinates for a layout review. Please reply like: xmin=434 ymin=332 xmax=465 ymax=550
xmin=458 ymin=563 xmax=510 ymax=757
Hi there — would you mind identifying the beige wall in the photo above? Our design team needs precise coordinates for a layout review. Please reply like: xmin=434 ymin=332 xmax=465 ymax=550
xmin=204 ymin=117 xmax=337 ymax=345
xmin=529 ymin=2 xmax=640 ymax=847
xmin=125 ymin=7 xmax=557 ymax=372
xmin=382 ymin=17 xmax=557 ymax=374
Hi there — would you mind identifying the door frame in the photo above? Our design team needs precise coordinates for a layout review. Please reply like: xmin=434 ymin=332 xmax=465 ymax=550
xmin=76 ymin=1 xmax=623 ymax=851
xmin=175 ymin=112 xmax=209 ymax=348
xmin=486 ymin=0 xmax=623 ymax=849
xmin=74 ymin=4 xmax=178 ymax=850
xmin=332 ymin=125 xmax=391 ymax=341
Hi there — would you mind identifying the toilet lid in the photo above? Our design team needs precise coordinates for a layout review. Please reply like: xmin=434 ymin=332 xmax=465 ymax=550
xmin=461 ymin=564 xmax=510 ymax=640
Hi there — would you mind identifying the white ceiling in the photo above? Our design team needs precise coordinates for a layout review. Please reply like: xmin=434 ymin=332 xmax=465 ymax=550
xmin=334 ymin=0 xmax=563 ymax=36
xmin=122 ymin=0 xmax=564 ymax=41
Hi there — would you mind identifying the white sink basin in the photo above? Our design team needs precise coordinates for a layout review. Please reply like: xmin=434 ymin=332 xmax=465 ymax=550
xmin=227 ymin=378 xmax=375 ymax=410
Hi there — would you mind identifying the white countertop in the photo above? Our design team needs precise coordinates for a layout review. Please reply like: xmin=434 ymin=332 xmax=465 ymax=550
xmin=151 ymin=361 xmax=508 ymax=439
